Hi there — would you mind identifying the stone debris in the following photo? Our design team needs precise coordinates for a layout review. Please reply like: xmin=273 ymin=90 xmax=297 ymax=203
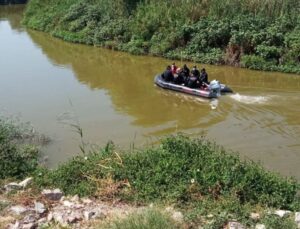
xmin=34 ymin=201 xmax=46 ymax=214
xmin=274 ymin=209 xmax=291 ymax=217
xmin=63 ymin=200 xmax=74 ymax=207
xmin=250 ymin=212 xmax=260 ymax=220
xmin=0 ymin=191 xmax=136 ymax=228
xmin=225 ymin=221 xmax=246 ymax=229
xmin=8 ymin=221 xmax=20 ymax=229
xmin=4 ymin=178 xmax=33 ymax=192
xmin=255 ymin=224 xmax=266 ymax=229
xmin=10 ymin=206 xmax=28 ymax=215
xmin=41 ymin=189 xmax=63 ymax=201
xmin=84 ymin=210 xmax=95 ymax=221
xmin=207 ymin=214 xmax=214 ymax=218
xmin=3 ymin=187 xmax=299 ymax=229
xmin=22 ymin=222 xmax=37 ymax=229
xmin=4 ymin=183 xmax=22 ymax=192
xmin=295 ymin=212 xmax=300 ymax=222
xmin=295 ymin=212 xmax=300 ymax=229
xmin=18 ymin=178 xmax=33 ymax=189
xmin=23 ymin=214 xmax=37 ymax=224
xmin=172 ymin=211 xmax=184 ymax=223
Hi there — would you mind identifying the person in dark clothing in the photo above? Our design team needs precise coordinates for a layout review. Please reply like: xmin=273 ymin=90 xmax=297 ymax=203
xmin=200 ymin=68 xmax=208 ymax=84
xmin=191 ymin=66 xmax=200 ymax=78
xmin=182 ymin=64 xmax=190 ymax=77
xmin=162 ymin=65 xmax=174 ymax=82
xmin=174 ymin=68 xmax=185 ymax=85
xmin=181 ymin=64 xmax=190 ymax=85
xmin=187 ymin=66 xmax=200 ymax=88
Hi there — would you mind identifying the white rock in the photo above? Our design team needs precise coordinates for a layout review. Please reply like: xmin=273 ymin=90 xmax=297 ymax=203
xmin=41 ymin=189 xmax=63 ymax=201
xmin=81 ymin=198 xmax=92 ymax=204
xmin=9 ymin=221 xmax=20 ymax=229
xmin=207 ymin=214 xmax=214 ymax=218
xmin=274 ymin=210 xmax=291 ymax=217
xmin=18 ymin=177 xmax=33 ymax=188
xmin=84 ymin=211 xmax=95 ymax=221
xmin=295 ymin=212 xmax=300 ymax=223
xmin=38 ymin=218 xmax=47 ymax=224
xmin=226 ymin=221 xmax=246 ymax=229
xmin=63 ymin=200 xmax=74 ymax=208
xmin=68 ymin=212 xmax=82 ymax=223
xmin=52 ymin=212 xmax=65 ymax=225
xmin=23 ymin=214 xmax=36 ymax=224
xmin=74 ymin=204 xmax=85 ymax=210
xmin=22 ymin=223 xmax=37 ymax=229
xmin=10 ymin=205 xmax=28 ymax=215
xmin=34 ymin=202 xmax=46 ymax=214
xmin=71 ymin=195 xmax=79 ymax=202
xmin=172 ymin=211 xmax=184 ymax=223
xmin=250 ymin=213 xmax=260 ymax=220
xmin=165 ymin=207 xmax=173 ymax=212
xmin=47 ymin=212 xmax=53 ymax=221
xmin=5 ymin=183 xmax=22 ymax=192
xmin=255 ymin=224 xmax=266 ymax=229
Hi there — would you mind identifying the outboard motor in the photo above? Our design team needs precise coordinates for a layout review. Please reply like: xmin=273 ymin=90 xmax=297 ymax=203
xmin=209 ymin=80 xmax=221 ymax=97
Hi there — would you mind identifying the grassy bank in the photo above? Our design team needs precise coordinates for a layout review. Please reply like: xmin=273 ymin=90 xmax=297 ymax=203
xmin=23 ymin=0 xmax=300 ymax=74
xmin=1 ymin=119 xmax=300 ymax=228
xmin=0 ymin=117 xmax=44 ymax=179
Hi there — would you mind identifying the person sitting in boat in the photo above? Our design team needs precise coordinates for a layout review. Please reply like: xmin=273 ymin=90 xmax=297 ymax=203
xmin=171 ymin=63 xmax=177 ymax=75
xmin=200 ymin=68 xmax=209 ymax=85
xmin=174 ymin=68 xmax=185 ymax=85
xmin=191 ymin=65 xmax=200 ymax=78
xmin=187 ymin=66 xmax=200 ymax=88
xmin=182 ymin=64 xmax=190 ymax=77
xmin=162 ymin=65 xmax=174 ymax=82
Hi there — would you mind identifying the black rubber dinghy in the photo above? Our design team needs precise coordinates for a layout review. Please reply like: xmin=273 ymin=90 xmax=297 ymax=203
xmin=154 ymin=75 xmax=233 ymax=99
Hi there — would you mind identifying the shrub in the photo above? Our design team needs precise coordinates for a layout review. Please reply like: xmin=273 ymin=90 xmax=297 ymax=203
xmin=0 ymin=118 xmax=39 ymax=179
xmin=23 ymin=0 xmax=300 ymax=74
xmin=99 ymin=208 xmax=181 ymax=229
xmin=33 ymin=135 xmax=300 ymax=210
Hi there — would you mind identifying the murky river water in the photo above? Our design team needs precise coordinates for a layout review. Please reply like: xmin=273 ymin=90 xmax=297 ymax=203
xmin=1 ymin=6 xmax=300 ymax=179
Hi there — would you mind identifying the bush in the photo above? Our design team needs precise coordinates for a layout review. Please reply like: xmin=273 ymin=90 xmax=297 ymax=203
xmin=240 ymin=55 xmax=271 ymax=70
xmin=33 ymin=135 xmax=300 ymax=210
xmin=23 ymin=0 xmax=300 ymax=74
xmin=100 ymin=208 xmax=181 ymax=229
xmin=0 ymin=118 xmax=39 ymax=179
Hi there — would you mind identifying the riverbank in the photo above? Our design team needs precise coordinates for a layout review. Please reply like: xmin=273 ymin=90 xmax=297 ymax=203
xmin=1 ymin=118 xmax=300 ymax=228
xmin=23 ymin=0 xmax=300 ymax=74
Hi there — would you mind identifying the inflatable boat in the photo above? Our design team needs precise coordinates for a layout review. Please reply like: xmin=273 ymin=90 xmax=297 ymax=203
xmin=154 ymin=75 xmax=232 ymax=99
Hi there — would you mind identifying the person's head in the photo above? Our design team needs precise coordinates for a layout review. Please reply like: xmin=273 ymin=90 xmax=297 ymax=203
xmin=193 ymin=65 xmax=197 ymax=70
xmin=172 ymin=63 xmax=175 ymax=66
xmin=167 ymin=65 xmax=171 ymax=70
xmin=201 ymin=68 xmax=206 ymax=72
xmin=183 ymin=64 xmax=187 ymax=68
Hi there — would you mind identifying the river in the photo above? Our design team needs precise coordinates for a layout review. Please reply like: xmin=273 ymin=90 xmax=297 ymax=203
xmin=1 ymin=5 xmax=300 ymax=179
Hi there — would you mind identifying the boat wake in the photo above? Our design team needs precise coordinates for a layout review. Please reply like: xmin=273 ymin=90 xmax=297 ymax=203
xmin=229 ymin=93 xmax=270 ymax=104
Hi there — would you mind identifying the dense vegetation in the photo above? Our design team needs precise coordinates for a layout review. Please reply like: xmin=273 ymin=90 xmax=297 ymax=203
xmin=1 ymin=118 xmax=299 ymax=228
xmin=23 ymin=0 xmax=300 ymax=73
xmin=0 ymin=118 xmax=39 ymax=179
xmin=33 ymin=135 xmax=300 ymax=227
xmin=100 ymin=208 xmax=182 ymax=229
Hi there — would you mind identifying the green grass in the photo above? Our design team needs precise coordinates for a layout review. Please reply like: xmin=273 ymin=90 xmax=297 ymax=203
xmin=99 ymin=208 xmax=181 ymax=229
xmin=33 ymin=135 xmax=300 ymax=211
xmin=1 ymin=117 xmax=299 ymax=228
xmin=0 ymin=117 xmax=40 ymax=179
xmin=23 ymin=0 xmax=300 ymax=74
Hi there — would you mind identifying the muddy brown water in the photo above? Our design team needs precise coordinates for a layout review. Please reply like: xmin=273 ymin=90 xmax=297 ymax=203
xmin=1 ymin=6 xmax=300 ymax=179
